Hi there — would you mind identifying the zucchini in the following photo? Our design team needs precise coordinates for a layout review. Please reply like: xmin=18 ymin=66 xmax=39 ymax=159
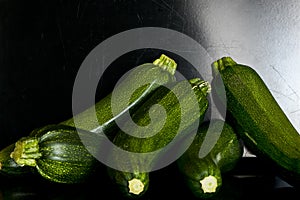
xmin=108 ymin=78 xmax=210 ymax=198
xmin=1 ymin=54 xmax=177 ymax=180
xmin=10 ymin=124 xmax=100 ymax=184
xmin=177 ymin=119 xmax=243 ymax=198
xmin=61 ymin=54 xmax=177 ymax=136
xmin=212 ymin=57 xmax=300 ymax=185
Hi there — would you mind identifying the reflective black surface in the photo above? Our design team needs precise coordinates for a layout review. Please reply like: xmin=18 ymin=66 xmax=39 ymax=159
xmin=0 ymin=158 xmax=299 ymax=200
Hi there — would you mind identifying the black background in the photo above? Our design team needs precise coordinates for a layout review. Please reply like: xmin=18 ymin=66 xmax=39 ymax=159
xmin=1 ymin=0 xmax=300 ymax=199
xmin=0 ymin=0 xmax=205 ymax=148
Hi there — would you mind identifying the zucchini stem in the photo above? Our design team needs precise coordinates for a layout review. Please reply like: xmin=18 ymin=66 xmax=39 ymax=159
xmin=212 ymin=56 xmax=237 ymax=74
xmin=190 ymin=78 xmax=211 ymax=95
xmin=153 ymin=54 xmax=177 ymax=75
xmin=10 ymin=137 xmax=41 ymax=167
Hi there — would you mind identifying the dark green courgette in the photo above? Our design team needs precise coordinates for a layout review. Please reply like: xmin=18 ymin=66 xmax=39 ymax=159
xmin=108 ymin=78 xmax=211 ymax=198
xmin=177 ymin=119 xmax=243 ymax=198
xmin=10 ymin=124 xmax=100 ymax=184
xmin=61 ymin=54 xmax=177 ymax=136
xmin=212 ymin=57 xmax=300 ymax=185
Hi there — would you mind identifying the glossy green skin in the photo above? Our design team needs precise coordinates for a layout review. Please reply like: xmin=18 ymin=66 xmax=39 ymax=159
xmin=108 ymin=78 xmax=210 ymax=198
xmin=113 ymin=79 xmax=209 ymax=153
xmin=212 ymin=57 xmax=300 ymax=185
xmin=177 ymin=119 xmax=243 ymax=198
xmin=26 ymin=125 xmax=98 ymax=183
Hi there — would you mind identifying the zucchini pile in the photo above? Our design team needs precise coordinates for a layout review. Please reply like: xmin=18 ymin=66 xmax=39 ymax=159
xmin=0 ymin=55 xmax=300 ymax=199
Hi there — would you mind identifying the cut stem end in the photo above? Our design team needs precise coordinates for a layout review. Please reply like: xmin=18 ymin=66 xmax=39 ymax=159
xmin=199 ymin=175 xmax=218 ymax=193
xmin=128 ymin=178 xmax=145 ymax=195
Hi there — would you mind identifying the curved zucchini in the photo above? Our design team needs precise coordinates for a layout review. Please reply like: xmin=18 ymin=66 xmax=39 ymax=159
xmin=10 ymin=124 xmax=100 ymax=183
xmin=108 ymin=78 xmax=210 ymax=198
xmin=177 ymin=119 xmax=243 ymax=198
xmin=212 ymin=57 xmax=300 ymax=185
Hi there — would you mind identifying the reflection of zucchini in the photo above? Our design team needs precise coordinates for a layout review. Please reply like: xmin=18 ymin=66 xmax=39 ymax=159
xmin=108 ymin=78 xmax=210 ymax=198
xmin=177 ymin=119 xmax=243 ymax=198
xmin=212 ymin=57 xmax=300 ymax=185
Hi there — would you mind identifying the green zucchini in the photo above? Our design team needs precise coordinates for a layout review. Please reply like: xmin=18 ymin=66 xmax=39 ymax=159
xmin=10 ymin=124 xmax=100 ymax=183
xmin=177 ymin=119 xmax=243 ymax=198
xmin=1 ymin=54 xmax=177 ymax=181
xmin=108 ymin=78 xmax=210 ymax=198
xmin=61 ymin=54 xmax=177 ymax=136
xmin=212 ymin=57 xmax=300 ymax=185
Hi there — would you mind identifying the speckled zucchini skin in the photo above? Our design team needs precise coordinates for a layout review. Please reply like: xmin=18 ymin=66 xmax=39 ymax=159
xmin=108 ymin=78 xmax=210 ymax=198
xmin=61 ymin=54 xmax=177 ymax=136
xmin=11 ymin=125 xmax=99 ymax=183
xmin=212 ymin=57 xmax=300 ymax=186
